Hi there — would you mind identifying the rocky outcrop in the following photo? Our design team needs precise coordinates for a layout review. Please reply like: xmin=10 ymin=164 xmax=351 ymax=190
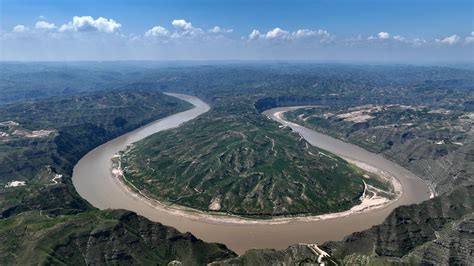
xmin=321 ymin=185 xmax=474 ymax=264
xmin=0 ymin=90 xmax=237 ymax=265
xmin=210 ymin=243 xmax=337 ymax=266
xmin=285 ymin=105 xmax=474 ymax=196
xmin=0 ymin=209 xmax=236 ymax=265
xmin=402 ymin=213 xmax=474 ymax=265
xmin=1 ymin=182 xmax=91 ymax=218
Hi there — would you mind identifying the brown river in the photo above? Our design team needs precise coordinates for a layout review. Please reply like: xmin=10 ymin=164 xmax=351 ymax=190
xmin=72 ymin=93 xmax=431 ymax=254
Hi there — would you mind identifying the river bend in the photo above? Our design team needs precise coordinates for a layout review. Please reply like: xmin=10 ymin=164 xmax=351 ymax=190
xmin=72 ymin=94 xmax=431 ymax=254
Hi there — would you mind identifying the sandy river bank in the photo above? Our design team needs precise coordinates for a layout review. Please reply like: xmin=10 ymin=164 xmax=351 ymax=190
xmin=72 ymin=94 xmax=431 ymax=254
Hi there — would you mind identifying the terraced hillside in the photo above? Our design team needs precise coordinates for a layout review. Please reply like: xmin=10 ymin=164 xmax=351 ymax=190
xmin=1 ymin=63 xmax=472 ymax=264
xmin=0 ymin=89 xmax=238 ymax=264
xmin=120 ymin=102 xmax=368 ymax=217
xmin=212 ymin=243 xmax=338 ymax=265
xmin=0 ymin=90 xmax=191 ymax=218
xmin=0 ymin=209 xmax=235 ymax=265
xmin=321 ymin=185 xmax=474 ymax=265
xmin=0 ymin=89 xmax=191 ymax=185
xmin=285 ymin=105 xmax=474 ymax=194
xmin=226 ymin=186 xmax=473 ymax=265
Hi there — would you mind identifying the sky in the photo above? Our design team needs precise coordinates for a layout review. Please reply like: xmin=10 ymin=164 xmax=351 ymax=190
xmin=0 ymin=0 xmax=473 ymax=62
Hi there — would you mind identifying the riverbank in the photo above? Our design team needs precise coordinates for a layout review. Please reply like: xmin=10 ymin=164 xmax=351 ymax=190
xmin=107 ymin=109 xmax=403 ymax=225
xmin=272 ymin=108 xmax=436 ymax=199
xmin=111 ymin=158 xmax=401 ymax=225
xmin=73 ymin=95 xmax=430 ymax=254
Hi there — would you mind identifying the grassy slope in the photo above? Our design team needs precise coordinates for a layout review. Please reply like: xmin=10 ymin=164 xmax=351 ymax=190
xmin=207 ymin=182 xmax=473 ymax=265
xmin=282 ymin=106 xmax=474 ymax=264
xmin=0 ymin=90 xmax=237 ymax=264
xmin=285 ymin=105 xmax=474 ymax=195
xmin=321 ymin=185 xmax=474 ymax=265
xmin=0 ymin=209 xmax=235 ymax=265
xmin=121 ymin=101 xmax=365 ymax=217
xmin=211 ymin=244 xmax=338 ymax=266
xmin=1 ymin=64 xmax=472 ymax=264
xmin=400 ymin=212 xmax=474 ymax=265
xmin=0 ymin=89 xmax=193 ymax=217
xmin=0 ymin=89 xmax=192 ymax=184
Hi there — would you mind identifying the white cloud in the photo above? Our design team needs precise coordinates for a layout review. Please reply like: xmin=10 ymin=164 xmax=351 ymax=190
xmin=35 ymin=21 xmax=56 ymax=30
xmin=145 ymin=26 xmax=169 ymax=37
xmin=411 ymin=38 xmax=427 ymax=46
xmin=169 ymin=19 xmax=204 ymax=38
xmin=248 ymin=27 xmax=332 ymax=43
xmin=293 ymin=29 xmax=317 ymax=38
xmin=364 ymin=33 xmax=427 ymax=47
xmin=292 ymin=29 xmax=331 ymax=42
xmin=393 ymin=35 xmax=405 ymax=41
xmin=12 ymin=25 xmax=29 ymax=33
xmin=265 ymin=27 xmax=290 ymax=40
xmin=439 ymin=34 xmax=460 ymax=45
xmin=378 ymin=32 xmax=390 ymax=40
xmin=59 ymin=16 xmax=121 ymax=33
xmin=465 ymin=32 xmax=474 ymax=44
xmin=172 ymin=19 xmax=193 ymax=30
xmin=317 ymin=29 xmax=331 ymax=39
xmin=209 ymin=26 xmax=233 ymax=34
xmin=145 ymin=20 xmax=229 ymax=40
xmin=249 ymin=29 xmax=263 ymax=40
xmin=4 ymin=16 xmax=469 ymax=61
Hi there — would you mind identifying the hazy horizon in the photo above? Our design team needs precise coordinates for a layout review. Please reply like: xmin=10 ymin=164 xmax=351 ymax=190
xmin=1 ymin=0 xmax=472 ymax=62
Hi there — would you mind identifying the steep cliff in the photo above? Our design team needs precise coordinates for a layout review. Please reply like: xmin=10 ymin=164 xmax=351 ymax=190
xmin=321 ymin=186 xmax=474 ymax=264
xmin=211 ymin=243 xmax=337 ymax=266
xmin=0 ymin=209 xmax=236 ymax=265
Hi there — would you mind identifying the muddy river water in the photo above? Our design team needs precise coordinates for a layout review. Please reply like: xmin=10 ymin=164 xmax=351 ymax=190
xmin=72 ymin=93 xmax=431 ymax=254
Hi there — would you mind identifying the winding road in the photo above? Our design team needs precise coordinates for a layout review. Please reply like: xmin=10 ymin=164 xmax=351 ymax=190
xmin=72 ymin=93 xmax=431 ymax=254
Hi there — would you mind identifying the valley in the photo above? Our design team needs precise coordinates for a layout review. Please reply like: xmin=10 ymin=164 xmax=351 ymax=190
xmin=0 ymin=62 xmax=472 ymax=264
xmin=72 ymin=93 xmax=430 ymax=256
xmin=2 ymin=0 xmax=474 ymax=264
xmin=284 ymin=104 xmax=474 ymax=195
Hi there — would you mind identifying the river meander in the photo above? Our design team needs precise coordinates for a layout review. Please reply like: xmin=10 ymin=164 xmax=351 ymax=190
xmin=72 ymin=93 xmax=431 ymax=254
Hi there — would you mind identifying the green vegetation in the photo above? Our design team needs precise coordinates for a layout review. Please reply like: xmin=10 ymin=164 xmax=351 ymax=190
xmin=321 ymin=185 xmax=474 ymax=265
xmin=401 ymin=212 xmax=474 ymax=265
xmin=0 ymin=209 xmax=235 ymax=265
xmin=0 ymin=89 xmax=238 ymax=264
xmin=285 ymin=105 xmax=474 ymax=195
xmin=120 ymin=101 xmax=366 ymax=217
xmin=0 ymin=89 xmax=193 ymax=218
xmin=211 ymin=244 xmax=338 ymax=265
xmin=0 ymin=89 xmax=191 ymax=184
xmin=0 ymin=62 xmax=473 ymax=264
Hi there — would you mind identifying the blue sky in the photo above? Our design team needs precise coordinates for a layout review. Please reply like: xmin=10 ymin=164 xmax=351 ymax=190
xmin=1 ymin=0 xmax=473 ymax=62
